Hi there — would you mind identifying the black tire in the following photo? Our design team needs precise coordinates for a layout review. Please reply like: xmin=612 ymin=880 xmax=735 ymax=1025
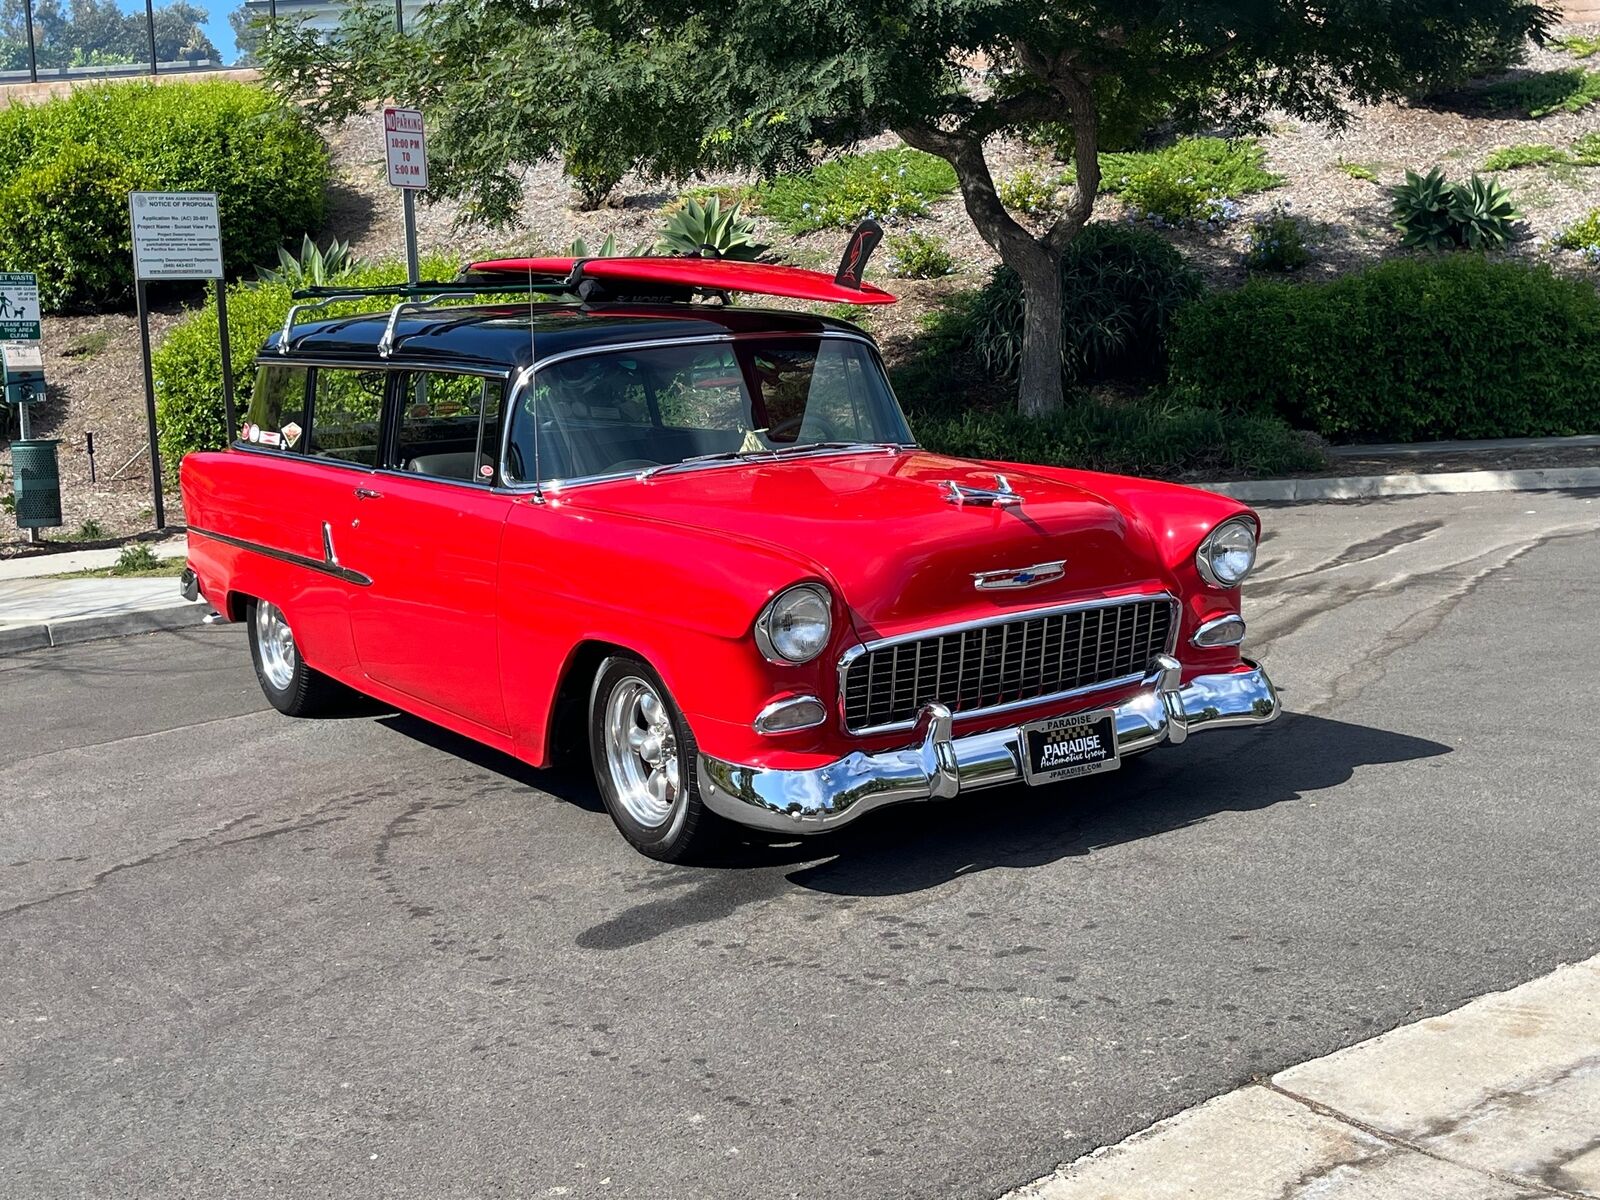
xmin=588 ymin=654 xmax=726 ymax=863
xmin=246 ymin=598 xmax=349 ymax=717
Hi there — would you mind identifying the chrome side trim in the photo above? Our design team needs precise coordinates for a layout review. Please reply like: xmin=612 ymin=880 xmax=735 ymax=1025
xmin=698 ymin=658 xmax=1281 ymax=834
xmin=836 ymin=591 xmax=1179 ymax=735
xmin=188 ymin=526 xmax=372 ymax=588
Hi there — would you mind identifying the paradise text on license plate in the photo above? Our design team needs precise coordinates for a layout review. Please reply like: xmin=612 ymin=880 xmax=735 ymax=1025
xmin=1020 ymin=709 xmax=1119 ymax=785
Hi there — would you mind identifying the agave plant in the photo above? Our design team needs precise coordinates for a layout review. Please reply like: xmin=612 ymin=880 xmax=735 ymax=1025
xmin=657 ymin=196 xmax=769 ymax=261
xmin=1391 ymin=168 xmax=1520 ymax=250
xmin=564 ymin=233 xmax=651 ymax=258
xmin=256 ymin=235 xmax=361 ymax=287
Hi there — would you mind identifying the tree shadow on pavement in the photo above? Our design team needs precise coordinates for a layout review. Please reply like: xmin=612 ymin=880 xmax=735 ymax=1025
xmin=765 ymin=712 xmax=1450 ymax=897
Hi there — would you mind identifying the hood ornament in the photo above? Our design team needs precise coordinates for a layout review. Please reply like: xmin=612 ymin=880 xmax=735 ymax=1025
xmin=940 ymin=473 xmax=1022 ymax=508
xmin=972 ymin=559 xmax=1066 ymax=591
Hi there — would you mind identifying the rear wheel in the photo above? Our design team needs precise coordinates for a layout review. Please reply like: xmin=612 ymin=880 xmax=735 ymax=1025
xmin=247 ymin=599 xmax=347 ymax=717
xmin=589 ymin=655 xmax=725 ymax=862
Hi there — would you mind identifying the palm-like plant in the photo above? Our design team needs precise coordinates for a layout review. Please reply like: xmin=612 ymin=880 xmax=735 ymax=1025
xmin=564 ymin=233 xmax=651 ymax=257
xmin=256 ymin=235 xmax=361 ymax=287
xmin=657 ymin=196 xmax=769 ymax=261
xmin=1391 ymin=168 xmax=1520 ymax=250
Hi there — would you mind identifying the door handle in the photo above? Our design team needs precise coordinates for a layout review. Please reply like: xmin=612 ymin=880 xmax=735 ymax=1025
xmin=354 ymin=487 xmax=383 ymax=500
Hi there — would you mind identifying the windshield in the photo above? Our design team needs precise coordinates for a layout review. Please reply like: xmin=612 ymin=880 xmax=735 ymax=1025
xmin=503 ymin=336 xmax=914 ymax=485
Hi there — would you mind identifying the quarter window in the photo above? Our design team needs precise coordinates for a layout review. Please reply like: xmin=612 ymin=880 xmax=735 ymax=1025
xmin=392 ymin=372 xmax=502 ymax=483
xmin=240 ymin=365 xmax=309 ymax=452
xmin=309 ymin=368 xmax=388 ymax=466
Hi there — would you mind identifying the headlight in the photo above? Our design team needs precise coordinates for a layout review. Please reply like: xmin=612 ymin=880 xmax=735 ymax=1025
xmin=755 ymin=584 xmax=833 ymax=664
xmin=1195 ymin=518 xmax=1258 ymax=589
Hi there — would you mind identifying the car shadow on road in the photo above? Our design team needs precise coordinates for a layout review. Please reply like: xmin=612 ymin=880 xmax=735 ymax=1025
xmin=757 ymin=712 xmax=1450 ymax=897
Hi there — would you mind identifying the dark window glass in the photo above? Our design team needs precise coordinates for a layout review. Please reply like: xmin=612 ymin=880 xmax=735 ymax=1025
xmin=309 ymin=368 xmax=388 ymax=466
xmin=241 ymin=365 xmax=309 ymax=452
xmin=393 ymin=372 xmax=502 ymax=484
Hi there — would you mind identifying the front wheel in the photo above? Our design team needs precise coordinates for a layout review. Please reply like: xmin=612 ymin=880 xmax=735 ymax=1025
xmin=589 ymin=655 xmax=726 ymax=862
xmin=247 ymin=599 xmax=347 ymax=717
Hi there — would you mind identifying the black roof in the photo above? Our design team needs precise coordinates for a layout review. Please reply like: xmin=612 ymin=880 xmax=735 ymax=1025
xmin=263 ymin=302 xmax=868 ymax=372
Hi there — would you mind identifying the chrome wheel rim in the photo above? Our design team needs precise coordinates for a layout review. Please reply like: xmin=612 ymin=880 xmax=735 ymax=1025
xmin=603 ymin=676 xmax=681 ymax=829
xmin=255 ymin=600 xmax=297 ymax=692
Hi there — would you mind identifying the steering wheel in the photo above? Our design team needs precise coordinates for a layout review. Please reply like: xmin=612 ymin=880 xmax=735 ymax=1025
xmin=766 ymin=414 xmax=841 ymax=444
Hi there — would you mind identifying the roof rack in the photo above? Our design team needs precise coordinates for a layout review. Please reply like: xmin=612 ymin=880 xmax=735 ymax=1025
xmin=277 ymin=277 xmax=576 ymax=356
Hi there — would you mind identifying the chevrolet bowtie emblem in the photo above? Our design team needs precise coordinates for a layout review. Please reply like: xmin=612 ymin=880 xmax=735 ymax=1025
xmin=971 ymin=559 xmax=1067 ymax=591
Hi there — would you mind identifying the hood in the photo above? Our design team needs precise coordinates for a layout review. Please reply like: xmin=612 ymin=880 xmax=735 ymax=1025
xmin=557 ymin=450 xmax=1169 ymax=639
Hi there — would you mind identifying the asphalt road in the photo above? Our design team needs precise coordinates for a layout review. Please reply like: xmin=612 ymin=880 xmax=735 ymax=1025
xmin=3 ymin=490 xmax=1598 ymax=1200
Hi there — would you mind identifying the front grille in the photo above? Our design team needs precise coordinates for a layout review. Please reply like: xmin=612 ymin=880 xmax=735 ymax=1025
xmin=841 ymin=597 xmax=1176 ymax=733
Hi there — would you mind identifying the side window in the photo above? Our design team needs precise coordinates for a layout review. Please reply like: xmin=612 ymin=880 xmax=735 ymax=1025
xmin=240 ymin=365 xmax=309 ymax=452
xmin=309 ymin=368 xmax=388 ymax=466
xmin=392 ymin=372 xmax=502 ymax=483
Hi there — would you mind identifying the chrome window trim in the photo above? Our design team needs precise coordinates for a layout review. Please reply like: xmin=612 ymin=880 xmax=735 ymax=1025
xmin=497 ymin=330 xmax=914 ymax=495
xmin=836 ymin=591 xmax=1181 ymax=736
xmin=234 ymin=360 xmax=513 ymax=492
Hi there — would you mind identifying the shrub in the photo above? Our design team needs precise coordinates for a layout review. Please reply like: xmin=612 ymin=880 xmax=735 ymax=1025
xmin=657 ymin=195 xmax=768 ymax=260
xmin=885 ymin=231 xmax=957 ymax=279
xmin=1166 ymin=255 xmax=1600 ymax=442
xmin=1552 ymin=209 xmax=1600 ymax=265
xmin=1482 ymin=143 xmax=1570 ymax=171
xmin=1101 ymin=138 xmax=1283 ymax=203
xmin=112 ymin=543 xmax=161 ymax=574
xmin=1389 ymin=168 xmax=1520 ymax=250
xmin=0 ymin=80 xmax=329 ymax=312
xmin=1408 ymin=25 xmax=1527 ymax=98
xmin=154 ymin=256 xmax=457 ymax=469
xmin=760 ymin=148 xmax=958 ymax=233
xmin=998 ymin=168 xmax=1066 ymax=219
xmin=1574 ymin=132 xmax=1600 ymax=165
xmin=1244 ymin=205 xmax=1311 ymax=272
xmin=910 ymin=399 xmax=1322 ymax=480
xmin=1475 ymin=68 xmax=1600 ymax=117
xmin=964 ymin=223 xmax=1202 ymax=386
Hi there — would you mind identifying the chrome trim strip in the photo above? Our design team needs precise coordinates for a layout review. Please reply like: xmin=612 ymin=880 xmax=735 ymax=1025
xmin=699 ymin=659 xmax=1280 ymax=834
xmin=189 ymin=526 xmax=372 ymax=588
xmin=836 ymin=591 xmax=1179 ymax=734
xmin=1191 ymin=613 xmax=1246 ymax=648
xmin=753 ymin=694 xmax=828 ymax=734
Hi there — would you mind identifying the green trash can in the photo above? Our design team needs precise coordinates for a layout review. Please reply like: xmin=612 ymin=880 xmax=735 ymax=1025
xmin=11 ymin=438 xmax=62 ymax=530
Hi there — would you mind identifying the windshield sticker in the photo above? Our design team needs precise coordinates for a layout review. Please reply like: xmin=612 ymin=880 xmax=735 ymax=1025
xmin=245 ymin=423 xmax=260 ymax=443
xmin=258 ymin=429 xmax=282 ymax=448
xmin=281 ymin=421 xmax=302 ymax=448
xmin=479 ymin=464 xmax=494 ymax=478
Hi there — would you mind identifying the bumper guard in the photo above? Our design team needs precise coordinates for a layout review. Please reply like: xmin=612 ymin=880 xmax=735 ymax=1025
xmin=698 ymin=656 xmax=1279 ymax=834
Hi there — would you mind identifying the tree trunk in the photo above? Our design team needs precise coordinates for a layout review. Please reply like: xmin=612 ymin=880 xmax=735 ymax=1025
xmin=1010 ymin=244 xmax=1065 ymax=417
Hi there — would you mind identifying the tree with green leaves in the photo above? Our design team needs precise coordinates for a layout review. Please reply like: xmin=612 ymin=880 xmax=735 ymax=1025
xmin=261 ymin=0 xmax=1552 ymax=415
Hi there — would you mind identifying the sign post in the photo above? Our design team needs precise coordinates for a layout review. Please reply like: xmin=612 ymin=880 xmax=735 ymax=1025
xmin=128 ymin=191 xmax=225 ymax=532
xmin=383 ymin=106 xmax=428 ymax=287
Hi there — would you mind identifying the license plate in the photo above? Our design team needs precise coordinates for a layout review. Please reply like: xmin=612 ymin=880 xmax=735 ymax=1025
xmin=1020 ymin=709 xmax=1120 ymax=785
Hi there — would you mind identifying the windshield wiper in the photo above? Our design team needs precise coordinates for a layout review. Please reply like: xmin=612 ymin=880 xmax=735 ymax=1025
xmin=767 ymin=440 xmax=906 ymax=458
xmin=639 ymin=441 xmax=907 ymax=480
xmin=638 ymin=450 xmax=763 ymax=479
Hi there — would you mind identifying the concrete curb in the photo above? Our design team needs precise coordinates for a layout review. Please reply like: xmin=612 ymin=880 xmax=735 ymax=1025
xmin=1006 ymin=953 xmax=1600 ymax=1199
xmin=1325 ymin=433 xmax=1600 ymax=458
xmin=0 ymin=601 xmax=212 ymax=655
xmin=1200 ymin=465 xmax=1600 ymax=503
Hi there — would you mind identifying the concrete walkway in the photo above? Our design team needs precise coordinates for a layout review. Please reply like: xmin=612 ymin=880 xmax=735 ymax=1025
xmin=0 ymin=536 xmax=186 ymax=582
xmin=0 ymin=548 xmax=207 ymax=652
xmin=1007 ymin=954 xmax=1600 ymax=1199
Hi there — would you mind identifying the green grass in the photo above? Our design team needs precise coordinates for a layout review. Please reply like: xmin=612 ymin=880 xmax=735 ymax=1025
xmin=1483 ymin=134 xmax=1600 ymax=171
xmin=1334 ymin=160 xmax=1381 ymax=182
xmin=61 ymin=331 xmax=113 ymax=360
xmin=1554 ymin=34 xmax=1600 ymax=59
xmin=759 ymin=148 xmax=959 ymax=234
xmin=1475 ymin=68 xmax=1600 ymax=117
xmin=1553 ymin=208 xmax=1600 ymax=252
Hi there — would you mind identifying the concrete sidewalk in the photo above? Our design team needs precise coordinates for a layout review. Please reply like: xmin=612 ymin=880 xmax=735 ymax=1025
xmin=0 ymin=574 xmax=208 ymax=653
xmin=1007 ymin=954 xmax=1600 ymax=1199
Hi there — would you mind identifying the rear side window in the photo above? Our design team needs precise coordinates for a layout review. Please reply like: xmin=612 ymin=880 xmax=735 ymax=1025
xmin=392 ymin=372 xmax=502 ymax=483
xmin=309 ymin=368 xmax=388 ymax=466
xmin=240 ymin=365 xmax=309 ymax=452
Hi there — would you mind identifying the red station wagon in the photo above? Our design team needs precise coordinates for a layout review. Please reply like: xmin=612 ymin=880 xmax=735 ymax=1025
xmin=180 ymin=254 xmax=1280 ymax=861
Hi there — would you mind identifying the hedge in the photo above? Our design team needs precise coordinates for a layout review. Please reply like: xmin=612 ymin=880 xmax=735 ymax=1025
xmin=1166 ymin=255 xmax=1600 ymax=442
xmin=0 ymin=80 xmax=330 ymax=311
xmin=154 ymin=257 xmax=457 ymax=470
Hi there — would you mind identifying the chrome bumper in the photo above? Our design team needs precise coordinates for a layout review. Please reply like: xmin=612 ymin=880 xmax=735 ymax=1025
xmin=698 ymin=657 xmax=1279 ymax=834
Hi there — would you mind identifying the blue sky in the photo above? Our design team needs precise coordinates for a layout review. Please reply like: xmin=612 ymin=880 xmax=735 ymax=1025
xmin=113 ymin=0 xmax=242 ymax=63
